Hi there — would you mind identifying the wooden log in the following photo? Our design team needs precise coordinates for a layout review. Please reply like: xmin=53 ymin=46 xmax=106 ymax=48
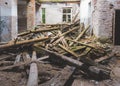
xmin=0 ymin=37 xmax=49 ymax=51
xmin=69 ymin=25 xmax=90 ymax=46
xmin=78 ymin=47 xmax=92 ymax=57
xmin=61 ymin=46 xmax=86 ymax=55
xmin=0 ymin=60 xmax=32 ymax=71
xmin=27 ymin=51 xmax=38 ymax=86
xmin=95 ymin=52 xmax=115 ymax=63
xmin=72 ymin=11 xmax=80 ymax=22
xmin=22 ymin=52 xmax=31 ymax=62
xmin=18 ymin=27 xmax=60 ymax=37
xmin=58 ymin=44 xmax=79 ymax=58
xmin=34 ymin=45 xmax=83 ymax=66
xmin=40 ymin=66 xmax=75 ymax=86
xmin=52 ymin=31 xmax=68 ymax=47
xmin=51 ymin=26 xmax=80 ymax=44
xmin=33 ymin=45 xmax=110 ymax=79
xmin=0 ymin=61 xmax=14 ymax=65
xmin=66 ymin=38 xmax=95 ymax=49
xmin=0 ymin=54 xmax=16 ymax=61
xmin=37 ymin=56 xmax=49 ymax=61
xmin=60 ymin=26 xmax=80 ymax=37
xmin=14 ymin=54 xmax=22 ymax=64
xmin=38 ymin=23 xmax=71 ymax=27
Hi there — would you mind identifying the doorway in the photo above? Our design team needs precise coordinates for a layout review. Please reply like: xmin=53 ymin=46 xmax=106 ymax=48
xmin=114 ymin=10 xmax=120 ymax=45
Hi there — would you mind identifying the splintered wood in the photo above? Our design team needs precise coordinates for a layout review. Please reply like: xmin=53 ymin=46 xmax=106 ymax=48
xmin=0 ymin=20 xmax=113 ymax=86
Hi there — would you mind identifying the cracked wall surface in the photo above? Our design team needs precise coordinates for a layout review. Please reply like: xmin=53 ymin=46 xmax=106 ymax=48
xmin=80 ymin=0 xmax=120 ymax=40
xmin=0 ymin=0 xmax=17 ymax=42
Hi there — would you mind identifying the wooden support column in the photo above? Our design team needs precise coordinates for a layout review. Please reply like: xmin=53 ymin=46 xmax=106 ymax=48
xmin=27 ymin=0 xmax=35 ymax=30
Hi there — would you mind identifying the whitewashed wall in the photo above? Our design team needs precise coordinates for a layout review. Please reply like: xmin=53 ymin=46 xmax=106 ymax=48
xmin=0 ymin=0 xmax=17 ymax=42
xmin=80 ymin=0 xmax=91 ymax=26
xmin=38 ymin=2 xmax=80 ymax=24
xmin=80 ymin=0 xmax=120 ymax=40
xmin=92 ymin=0 xmax=120 ymax=39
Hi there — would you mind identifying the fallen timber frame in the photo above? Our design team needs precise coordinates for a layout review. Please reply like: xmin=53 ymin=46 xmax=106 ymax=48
xmin=33 ymin=45 xmax=110 ymax=80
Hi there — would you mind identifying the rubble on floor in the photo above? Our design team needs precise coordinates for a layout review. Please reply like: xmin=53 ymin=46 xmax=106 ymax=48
xmin=0 ymin=20 xmax=120 ymax=86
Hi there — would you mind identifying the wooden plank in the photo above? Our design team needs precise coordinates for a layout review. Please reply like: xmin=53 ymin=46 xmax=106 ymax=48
xmin=62 ymin=46 xmax=86 ymax=55
xmin=66 ymin=38 xmax=95 ymax=49
xmin=58 ymin=44 xmax=79 ymax=58
xmin=69 ymin=25 xmax=89 ymax=46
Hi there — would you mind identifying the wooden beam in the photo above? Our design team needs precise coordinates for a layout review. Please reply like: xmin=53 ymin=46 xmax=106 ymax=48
xmin=0 ymin=37 xmax=49 ymax=51
xmin=58 ymin=44 xmax=79 ymax=58
xmin=18 ymin=27 xmax=60 ymax=36
xmin=27 ymin=51 xmax=38 ymax=86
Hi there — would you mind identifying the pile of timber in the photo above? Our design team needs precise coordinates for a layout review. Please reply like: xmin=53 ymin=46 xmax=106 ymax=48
xmin=0 ymin=20 xmax=114 ymax=86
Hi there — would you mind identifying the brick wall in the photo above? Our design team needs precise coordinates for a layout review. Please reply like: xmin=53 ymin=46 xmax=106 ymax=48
xmin=92 ymin=0 xmax=120 ymax=40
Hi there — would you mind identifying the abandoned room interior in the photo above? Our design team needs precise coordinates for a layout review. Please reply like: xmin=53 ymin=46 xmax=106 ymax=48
xmin=0 ymin=0 xmax=120 ymax=86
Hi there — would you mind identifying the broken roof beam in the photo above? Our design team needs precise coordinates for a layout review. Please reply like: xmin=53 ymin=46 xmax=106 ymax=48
xmin=0 ymin=37 xmax=49 ymax=51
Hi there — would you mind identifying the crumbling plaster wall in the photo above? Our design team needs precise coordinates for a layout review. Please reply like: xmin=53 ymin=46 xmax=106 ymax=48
xmin=0 ymin=0 xmax=17 ymax=42
xmin=27 ymin=0 xmax=36 ymax=30
xmin=39 ymin=2 xmax=80 ymax=24
xmin=18 ymin=0 xmax=27 ymax=33
xmin=36 ymin=4 xmax=41 ymax=25
xmin=92 ymin=0 xmax=120 ymax=39
xmin=80 ymin=0 xmax=120 ymax=40
xmin=80 ymin=0 xmax=91 ymax=26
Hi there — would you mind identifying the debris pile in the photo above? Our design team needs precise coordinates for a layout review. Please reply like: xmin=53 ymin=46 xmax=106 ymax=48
xmin=0 ymin=20 xmax=115 ymax=86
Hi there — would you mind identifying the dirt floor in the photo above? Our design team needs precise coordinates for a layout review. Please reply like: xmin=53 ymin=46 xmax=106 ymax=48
xmin=72 ymin=56 xmax=120 ymax=86
xmin=0 ymin=56 xmax=120 ymax=86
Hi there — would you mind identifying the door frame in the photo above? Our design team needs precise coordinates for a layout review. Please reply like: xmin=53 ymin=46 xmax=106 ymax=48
xmin=113 ymin=9 xmax=120 ymax=45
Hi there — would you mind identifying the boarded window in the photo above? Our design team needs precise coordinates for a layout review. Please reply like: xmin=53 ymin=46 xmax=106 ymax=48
xmin=63 ymin=8 xmax=72 ymax=23
xmin=42 ymin=8 xmax=46 ymax=23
